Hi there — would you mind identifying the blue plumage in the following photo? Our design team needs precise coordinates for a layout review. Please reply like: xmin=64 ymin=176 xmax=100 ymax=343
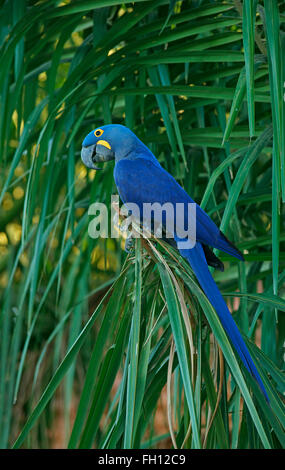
xmin=179 ymin=241 xmax=268 ymax=399
xmin=81 ymin=124 xmax=269 ymax=402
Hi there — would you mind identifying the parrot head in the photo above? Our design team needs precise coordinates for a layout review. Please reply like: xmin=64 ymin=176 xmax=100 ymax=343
xmin=81 ymin=124 xmax=144 ymax=170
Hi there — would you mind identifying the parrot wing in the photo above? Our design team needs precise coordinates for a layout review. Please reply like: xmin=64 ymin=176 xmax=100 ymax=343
xmin=114 ymin=157 xmax=243 ymax=260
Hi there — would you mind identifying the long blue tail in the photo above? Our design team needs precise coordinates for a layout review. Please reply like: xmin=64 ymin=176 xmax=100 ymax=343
xmin=179 ymin=241 xmax=269 ymax=402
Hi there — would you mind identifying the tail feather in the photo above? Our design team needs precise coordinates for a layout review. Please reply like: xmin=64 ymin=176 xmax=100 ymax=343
xmin=179 ymin=240 xmax=269 ymax=402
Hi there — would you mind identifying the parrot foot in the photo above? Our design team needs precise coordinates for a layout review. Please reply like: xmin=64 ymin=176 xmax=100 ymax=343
xmin=125 ymin=235 xmax=134 ymax=253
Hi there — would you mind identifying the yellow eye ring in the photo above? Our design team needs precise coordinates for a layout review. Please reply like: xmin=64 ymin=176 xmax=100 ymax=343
xmin=94 ymin=129 xmax=104 ymax=138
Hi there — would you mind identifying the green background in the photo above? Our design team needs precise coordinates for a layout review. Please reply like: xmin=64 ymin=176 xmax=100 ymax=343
xmin=0 ymin=0 xmax=284 ymax=449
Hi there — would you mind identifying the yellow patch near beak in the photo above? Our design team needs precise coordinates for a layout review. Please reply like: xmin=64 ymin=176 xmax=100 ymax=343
xmin=97 ymin=139 xmax=111 ymax=150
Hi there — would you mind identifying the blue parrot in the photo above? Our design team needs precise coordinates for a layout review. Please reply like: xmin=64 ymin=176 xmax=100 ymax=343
xmin=81 ymin=124 xmax=269 ymax=401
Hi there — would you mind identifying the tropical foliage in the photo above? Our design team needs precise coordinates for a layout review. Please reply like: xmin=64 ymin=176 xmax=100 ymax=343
xmin=0 ymin=0 xmax=284 ymax=449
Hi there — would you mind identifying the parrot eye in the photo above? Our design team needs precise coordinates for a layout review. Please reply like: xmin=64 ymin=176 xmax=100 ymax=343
xmin=94 ymin=129 xmax=104 ymax=138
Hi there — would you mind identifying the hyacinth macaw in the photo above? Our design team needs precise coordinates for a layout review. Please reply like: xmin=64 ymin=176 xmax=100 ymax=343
xmin=81 ymin=124 xmax=268 ymax=401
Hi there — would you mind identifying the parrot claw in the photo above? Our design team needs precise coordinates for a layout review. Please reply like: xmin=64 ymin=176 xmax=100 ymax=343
xmin=125 ymin=235 xmax=134 ymax=253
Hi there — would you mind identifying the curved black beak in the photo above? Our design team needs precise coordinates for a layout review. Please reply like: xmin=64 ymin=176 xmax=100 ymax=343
xmin=81 ymin=143 xmax=115 ymax=170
